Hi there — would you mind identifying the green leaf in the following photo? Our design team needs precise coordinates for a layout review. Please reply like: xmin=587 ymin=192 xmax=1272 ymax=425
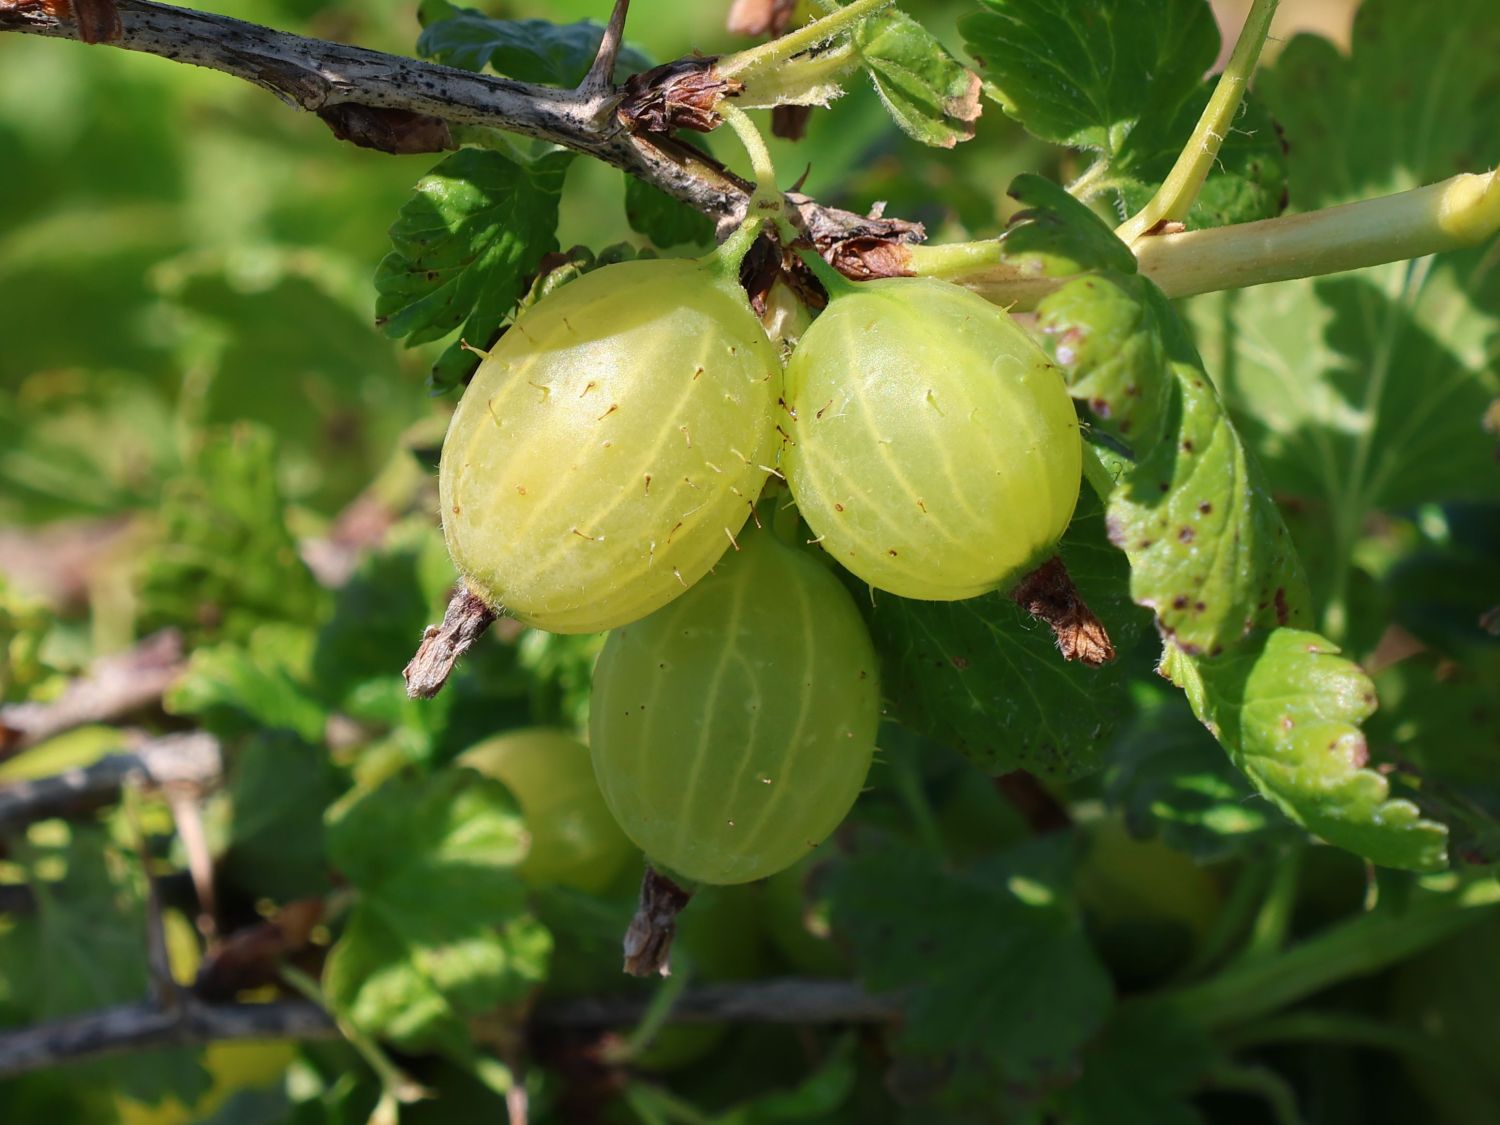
xmin=165 ymin=624 xmax=325 ymax=743
xmin=416 ymin=1 xmax=652 ymax=85
xmin=137 ymin=424 xmax=326 ymax=647
xmin=960 ymin=0 xmax=1218 ymax=156
xmin=374 ymin=147 xmax=572 ymax=392
xmin=1039 ymin=274 xmax=1312 ymax=656
xmin=1164 ymin=629 xmax=1449 ymax=872
xmin=853 ymin=6 xmax=982 ymax=148
xmin=222 ymin=732 xmax=341 ymax=901
xmin=1051 ymin=1003 xmax=1215 ymax=1125
xmin=1187 ymin=0 xmax=1500 ymax=562
xmin=1105 ymin=694 xmax=1298 ymax=862
xmin=828 ymin=839 xmax=1113 ymax=1105
xmin=624 ymin=171 xmax=716 ymax=249
xmin=0 ymin=825 xmax=211 ymax=1103
xmin=1001 ymin=172 xmax=1138 ymax=278
xmin=1108 ymin=85 xmax=1288 ymax=229
xmin=864 ymin=488 xmax=1150 ymax=779
xmin=323 ymin=768 xmax=550 ymax=1051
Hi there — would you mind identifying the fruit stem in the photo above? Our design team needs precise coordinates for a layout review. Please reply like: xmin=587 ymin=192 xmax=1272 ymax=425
xmin=708 ymin=103 xmax=789 ymax=277
xmin=792 ymin=244 xmax=860 ymax=298
xmin=1116 ymin=0 xmax=1280 ymax=243
xmin=717 ymin=0 xmax=889 ymax=82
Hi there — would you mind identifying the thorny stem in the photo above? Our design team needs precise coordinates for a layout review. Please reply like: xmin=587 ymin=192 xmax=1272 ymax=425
xmin=718 ymin=0 xmax=889 ymax=81
xmin=1116 ymin=0 xmax=1280 ymax=243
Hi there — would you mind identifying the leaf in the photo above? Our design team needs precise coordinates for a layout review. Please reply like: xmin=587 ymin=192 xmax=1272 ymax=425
xmin=1188 ymin=0 xmax=1500 ymax=536
xmin=853 ymin=5 xmax=982 ymax=148
xmin=0 ymin=825 xmax=212 ymax=1103
xmin=165 ymin=624 xmax=325 ymax=744
xmin=1001 ymin=172 xmax=1138 ymax=279
xmin=136 ymin=424 xmax=326 ymax=647
xmin=624 ymin=140 xmax=715 ymax=248
xmin=222 ymin=732 xmax=341 ymax=901
xmin=323 ymin=768 xmax=550 ymax=1051
xmin=1051 ymin=1003 xmax=1216 ymax=1125
xmin=1039 ymin=274 xmax=1312 ymax=656
xmin=864 ymin=488 xmax=1150 ymax=779
xmin=1108 ymin=85 xmax=1288 ymax=229
xmin=1105 ymin=693 xmax=1299 ymax=862
xmin=960 ymin=0 xmax=1218 ymax=156
xmin=1163 ymin=629 xmax=1449 ymax=872
xmin=374 ymin=147 xmax=572 ymax=393
xmin=828 ymin=839 xmax=1113 ymax=1106
xmin=417 ymin=2 xmax=652 ymax=86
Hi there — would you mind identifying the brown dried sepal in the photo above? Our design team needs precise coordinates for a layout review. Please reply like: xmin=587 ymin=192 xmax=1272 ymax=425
xmin=618 ymin=59 xmax=741 ymax=134
xmin=772 ymin=104 xmax=813 ymax=141
xmin=622 ymin=867 xmax=693 ymax=978
xmin=403 ymin=583 xmax=497 ymax=699
xmin=1011 ymin=556 xmax=1116 ymax=666
xmin=316 ymin=104 xmax=454 ymax=155
xmin=826 ymin=236 xmax=915 ymax=281
xmin=0 ymin=0 xmax=121 ymax=42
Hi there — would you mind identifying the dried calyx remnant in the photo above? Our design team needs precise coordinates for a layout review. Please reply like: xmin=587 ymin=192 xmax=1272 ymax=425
xmin=622 ymin=867 xmax=693 ymax=978
xmin=402 ymin=584 xmax=497 ymax=700
xmin=1011 ymin=556 xmax=1116 ymax=666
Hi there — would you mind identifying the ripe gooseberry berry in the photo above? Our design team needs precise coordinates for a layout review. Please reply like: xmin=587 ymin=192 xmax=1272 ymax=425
xmin=440 ymin=244 xmax=781 ymax=634
xmin=782 ymin=275 xmax=1081 ymax=600
xmin=459 ymin=728 xmax=634 ymax=893
xmin=589 ymin=505 xmax=880 ymax=885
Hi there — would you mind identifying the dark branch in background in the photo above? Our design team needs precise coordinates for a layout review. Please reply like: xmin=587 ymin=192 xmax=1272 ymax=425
xmin=0 ymin=629 xmax=186 ymax=759
xmin=0 ymin=0 xmax=922 ymax=255
xmin=0 ymin=979 xmax=898 ymax=1079
xmin=537 ymin=977 xmax=900 ymax=1026
xmin=0 ymin=999 xmax=338 ymax=1080
xmin=0 ymin=731 xmax=221 ymax=830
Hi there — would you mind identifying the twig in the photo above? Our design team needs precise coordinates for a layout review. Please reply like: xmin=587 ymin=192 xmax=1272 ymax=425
xmin=163 ymin=787 xmax=219 ymax=940
xmin=403 ymin=584 xmax=497 ymax=700
xmin=0 ymin=998 xmax=337 ymax=1079
xmin=0 ymin=629 xmax=185 ymax=758
xmin=536 ymin=978 xmax=901 ymax=1027
xmin=0 ymin=0 xmax=920 ymax=252
xmin=0 ymin=731 xmax=221 ymax=831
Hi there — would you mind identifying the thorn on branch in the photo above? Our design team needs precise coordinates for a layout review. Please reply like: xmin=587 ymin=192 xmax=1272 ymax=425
xmin=315 ymin=104 xmax=454 ymax=155
xmin=1011 ymin=555 xmax=1116 ymax=666
xmin=578 ymin=0 xmax=630 ymax=96
xmin=622 ymin=866 xmax=692 ymax=978
xmin=402 ymin=584 xmax=497 ymax=700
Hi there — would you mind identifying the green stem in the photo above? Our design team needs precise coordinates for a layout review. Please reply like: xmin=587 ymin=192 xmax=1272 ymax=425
xmin=915 ymin=170 xmax=1500 ymax=311
xmin=1177 ymin=857 xmax=1273 ymax=981
xmin=1234 ymin=849 xmax=1300 ymax=963
xmin=1161 ymin=880 xmax=1500 ymax=1030
xmin=604 ymin=969 xmax=690 ymax=1064
xmin=1203 ymin=1062 xmax=1303 ymax=1125
xmin=792 ymin=244 xmax=859 ymax=297
xmin=888 ymin=751 xmax=946 ymax=862
xmin=717 ymin=0 xmax=889 ymax=81
xmin=1116 ymin=0 xmax=1280 ymax=243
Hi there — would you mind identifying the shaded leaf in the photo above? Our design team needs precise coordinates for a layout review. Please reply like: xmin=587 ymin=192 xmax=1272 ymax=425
xmin=222 ymin=732 xmax=340 ymax=901
xmin=417 ymin=0 xmax=652 ymax=85
xmin=374 ymin=147 xmax=572 ymax=392
xmin=1164 ymin=629 xmax=1449 ymax=872
xmin=865 ymin=489 xmax=1150 ymax=779
xmin=828 ymin=839 xmax=1113 ymax=1105
xmin=624 ymin=141 xmax=716 ymax=248
xmin=1052 ymin=1003 xmax=1215 ymax=1125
